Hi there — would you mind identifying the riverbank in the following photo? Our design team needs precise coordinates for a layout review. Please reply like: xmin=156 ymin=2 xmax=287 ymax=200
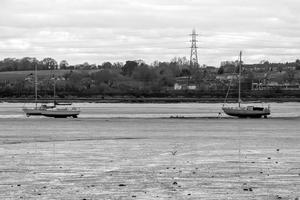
xmin=1 ymin=102 xmax=299 ymax=119
xmin=1 ymin=97 xmax=300 ymax=103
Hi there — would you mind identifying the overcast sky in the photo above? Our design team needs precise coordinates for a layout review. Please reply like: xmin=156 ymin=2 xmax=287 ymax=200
xmin=1 ymin=0 xmax=300 ymax=66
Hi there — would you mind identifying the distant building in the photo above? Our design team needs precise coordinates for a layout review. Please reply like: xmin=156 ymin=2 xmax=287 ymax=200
xmin=244 ymin=64 xmax=296 ymax=73
xmin=216 ymin=74 xmax=238 ymax=81
xmin=244 ymin=64 xmax=271 ymax=72
xmin=252 ymin=82 xmax=300 ymax=90
xmin=174 ymin=76 xmax=197 ymax=90
xmin=283 ymin=65 xmax=296 ymax=71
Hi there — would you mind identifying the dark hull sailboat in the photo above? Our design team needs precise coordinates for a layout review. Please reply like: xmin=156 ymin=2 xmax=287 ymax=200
xmin=222 ymin=51 xmax=271 ymax=118
xmin=222 ymin=106 xmax=270 ymax=118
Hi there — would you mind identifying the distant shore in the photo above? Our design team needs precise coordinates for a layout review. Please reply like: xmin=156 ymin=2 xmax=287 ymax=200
xmin=1 ymin=97 xmax=300 ymax=103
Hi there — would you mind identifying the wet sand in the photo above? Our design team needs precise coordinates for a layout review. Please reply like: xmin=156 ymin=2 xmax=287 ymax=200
xmin=0 ymin=118 xmax=299 ymax=200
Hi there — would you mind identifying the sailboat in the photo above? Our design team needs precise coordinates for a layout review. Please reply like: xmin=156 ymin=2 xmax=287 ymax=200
xmin=22 ymin=64 xmax=53 ymax=116
xmin=41 ymin=102 xmax=80 ymax=118
xmin=40 ymin=77 xmax=80 ymax=118
xmin=23 ymin=67 xmax=80 ymax=118
xmin=222 ymin=51 xmax=271 ymax=118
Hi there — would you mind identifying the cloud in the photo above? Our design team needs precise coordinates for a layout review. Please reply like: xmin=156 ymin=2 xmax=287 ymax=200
xmin=0 ymin=0 xmax=300 ymax=66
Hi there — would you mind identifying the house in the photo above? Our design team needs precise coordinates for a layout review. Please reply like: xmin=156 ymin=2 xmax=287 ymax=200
xmin=216 ymin=74 xmax=238 ymax=81
xmin=252 ymin=81 xmax=300 ymax=90
xmin=174 ymin=76 xmax=197 ymax=90
xmin=244 ymin=64 xmax=271 ymax=72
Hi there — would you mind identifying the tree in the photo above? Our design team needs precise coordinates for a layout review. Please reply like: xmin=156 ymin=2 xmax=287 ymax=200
xmin=217 ymin=67 xmax=224 ymax=74
xmin=122 ymin=61 xmax=138 ymax=76
xmin=260 ymin=60 xmax=269 ymax=65
xmin=112 ymin=62 xmax=123 ymax=71
xmin=92 ymin=70 xmax=118 ymax=87
xmin=0 ymin=58 xmax=18 ymax=71
xmin=171 ymin=57 xmax=189 ymax=69
xmin=101 ymin=62 xmax=113 ymax=69
xmin=59 ymin=60 xmax=69 ymax=69
xmin=42 ymin=58 xmax=58 ymax=70
xmin=158 ymin=76 xmax=175 ymax=87
xmin=285 ymin=69 xmax=295 ymax=83
xmin=68 ymin=71 xmax=87 ymax=84
xmin=81 ymin=77 xmax=93 ymax=90
xmin=82 ymin=62 xmax=91 ymax=70
xmin=17 ymin=57 xmax=38 ymax=71
xmin=152 ymin=60 xmax=159 ymax=67
xmin=295 ymin=59 xmax=300 ymax=70
xmin=132 ymin=64 xmax=157 ymax=83
xmin=167 ymin=62 xmax=181 ymax=77
xmin=180 ymin=68 xmax=191 ymax=77
xmin=192 ymin=70 xmax=205 ymax=85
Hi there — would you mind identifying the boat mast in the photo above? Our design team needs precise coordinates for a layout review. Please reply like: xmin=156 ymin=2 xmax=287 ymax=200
xmin=238 ymin=51 xmax=242 ymax=107
xmin=34 ymin=63 xmax=38 ymax=109
xmin=53 ymin=76 xmax=56 ymax=102
xmin=54 ymin=80 xmax=56 ymax=99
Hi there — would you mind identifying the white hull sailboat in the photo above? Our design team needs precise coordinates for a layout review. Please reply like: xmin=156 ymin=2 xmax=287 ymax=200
xmin=41 ymin=102 xmax=80 ymax=118
xmin=22 ymin=64 xmax=49 ymax=116
xmin=23 ymin=105 xmax=51 ymax=116
xmin=23 ymin=66 xmax=80 ymax=118
xmin=222 ymin=51 xmax=271 ymax=118
xmin=41 ymin=108 xmax=80 ymax=118
xmin=23 ymin=107 xmax=43 ymax=116
xmin=40 ymin=76 xmax=80 ymax=118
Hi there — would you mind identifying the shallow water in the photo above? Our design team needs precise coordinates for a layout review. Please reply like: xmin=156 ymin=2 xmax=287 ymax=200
xmin=1 ymin=102 xmax=300 ymax=118
xmin=0 ymin=103 xmax=299 ymax=199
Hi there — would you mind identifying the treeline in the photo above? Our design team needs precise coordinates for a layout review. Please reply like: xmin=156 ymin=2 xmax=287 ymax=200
xmin=217 ymin=59 xmax=300 ymax=74
xmin=0 ymin=57 xmax=124 ymax=71
xmin=0 ymin=57 xmax=59 ymax=71
xmin=0 ymin=57 xmax=194 ymax=72
xmin=1 ymin=57 xmax=300 ymax=98
xmin=0 ymin=57 xmax=214 ymax=97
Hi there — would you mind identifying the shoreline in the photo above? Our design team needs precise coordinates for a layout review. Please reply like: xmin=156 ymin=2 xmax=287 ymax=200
xmin=1 ymin=97 xmax=300 ymax=103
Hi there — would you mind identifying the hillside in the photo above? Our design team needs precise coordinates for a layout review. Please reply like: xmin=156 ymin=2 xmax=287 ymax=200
xmin=0 ymin=70 xmax=99 ymax=81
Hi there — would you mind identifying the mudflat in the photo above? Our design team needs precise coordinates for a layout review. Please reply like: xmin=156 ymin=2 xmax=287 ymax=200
xmin=0 ymin=117 xmax=299 ymax=200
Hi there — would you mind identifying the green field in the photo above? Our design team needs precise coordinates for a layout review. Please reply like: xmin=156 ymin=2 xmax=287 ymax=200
xmin=0 ymin=70 xmax=100 ymax=81
xmin=0 ymin=70 xmax=71 ymax=81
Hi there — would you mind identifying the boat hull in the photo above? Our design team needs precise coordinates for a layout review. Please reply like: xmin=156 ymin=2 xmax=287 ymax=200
xmin=41 ymin=110 xmax=80 ymax=118
xmin=23 ymin=104 xmax=56 ymax=116
xmin=23 ymin=108 xmax=44 ymax=116
xmin=222 ymin=107 xmax=270 ymax=118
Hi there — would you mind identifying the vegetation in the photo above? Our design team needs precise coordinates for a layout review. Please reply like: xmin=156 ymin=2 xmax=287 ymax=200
xmin=0 ymin=57 xmax=192 ymax=98
xmin=0 ymin=57 xmax=300 ymax=100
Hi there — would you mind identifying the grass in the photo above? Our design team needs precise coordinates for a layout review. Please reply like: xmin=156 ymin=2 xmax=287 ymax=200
xmin=0 ymin=69 xmax=100 ymax=81
xmin=0 ymin=70 xmax=73 ymax=81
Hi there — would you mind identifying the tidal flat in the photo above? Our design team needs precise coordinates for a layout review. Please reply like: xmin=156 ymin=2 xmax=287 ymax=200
xmin=0 ymin=103 xmax=299 ymax=199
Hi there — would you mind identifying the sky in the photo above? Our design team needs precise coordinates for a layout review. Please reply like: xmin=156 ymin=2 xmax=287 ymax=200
xmin=1 ymin=0 xmax=300 ymax=66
